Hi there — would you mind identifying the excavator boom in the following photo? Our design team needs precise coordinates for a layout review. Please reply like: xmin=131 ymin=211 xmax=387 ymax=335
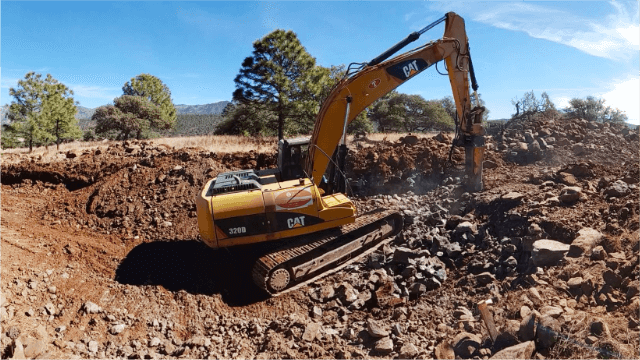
xmin=307 ymin=12 xmax=485 ymax=191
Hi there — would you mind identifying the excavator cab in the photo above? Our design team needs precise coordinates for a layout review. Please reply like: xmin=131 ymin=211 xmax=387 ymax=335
xmin=278 ymin=137 xmax=310 ymax=181
xmin=278 ymin=137 xmax=347 ymax=196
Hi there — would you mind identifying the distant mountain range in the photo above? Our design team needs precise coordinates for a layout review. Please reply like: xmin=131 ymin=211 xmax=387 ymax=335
xmin=1 ymin=101 xmax=231 ymax=125
xmin=3 ymin=102 xmax=638 ymax=130
xmin=175 ymin=102 xmax=230 ymax=115
xmin=76 ymin=106 xmax=97 ymax=120
xmin=0 ymin=105 xmax=8 ymax=125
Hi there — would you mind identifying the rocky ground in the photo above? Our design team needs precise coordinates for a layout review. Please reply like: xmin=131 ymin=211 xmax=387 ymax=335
xmin=1 ymin=115 xmax=638 ymax=359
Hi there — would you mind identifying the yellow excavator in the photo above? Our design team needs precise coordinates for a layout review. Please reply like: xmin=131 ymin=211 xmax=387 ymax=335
xmin=196 ymin=12 xmax=485 ymax=295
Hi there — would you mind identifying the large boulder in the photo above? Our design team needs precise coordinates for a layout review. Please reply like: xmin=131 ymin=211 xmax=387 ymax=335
xmin=399 ymin=342 xmax=419 ymax=358
xmin=392 ymin=247 xmax=426 ymax=265
xmin=519 ymin=313 xmax=537 ymax=341
xmin=490 ymin=341 xmax=535 ymax=359
xmin=366 ymin=319 xmax=389 ymax=338
xmin=536 ymin=315 xmax=560 ymax=348
xmin=452 ymin=332 xmax=481 ymax=358
xmin=604 ymin=180 xmax=629 ymax=197
xmin=567 ymin=228 xmax=604 ymax=257
xmin=302 ymin=322 xmax=321 ymax=342
xmin=532 ymin=240 xmax=569 ymax=267
xmin=402 ymin=135 xmax=419 ymax=145
xmin=374 ymin=337 xmax=394 ymax=354
xmin=559 ymin=186 xmax=583 ymax=203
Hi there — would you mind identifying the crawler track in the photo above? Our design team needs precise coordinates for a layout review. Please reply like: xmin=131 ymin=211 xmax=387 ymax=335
xmin=252 ymin=209 xmax=403 ymax=296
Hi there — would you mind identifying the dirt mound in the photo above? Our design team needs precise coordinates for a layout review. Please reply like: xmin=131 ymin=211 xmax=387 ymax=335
xmin=349 ymin=135 xmax=453 ymax=182
xmin=1 ymin=120 xmax=638 ymax=359
xmin=2 ymin=141 xmax=277 ymax=241
xmin=347 ymin=133 xmax=504 ymax=194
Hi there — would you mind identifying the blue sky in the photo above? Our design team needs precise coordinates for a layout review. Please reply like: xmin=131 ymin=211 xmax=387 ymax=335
xmin=2 ymin=1 xmax=638 ymax=124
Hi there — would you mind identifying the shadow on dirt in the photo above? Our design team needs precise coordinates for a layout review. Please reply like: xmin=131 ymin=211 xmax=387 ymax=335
xmin=474 ymin=197 xmax=529 ymax=237
xmin=115 ymin=240 xmax=270 ymax=306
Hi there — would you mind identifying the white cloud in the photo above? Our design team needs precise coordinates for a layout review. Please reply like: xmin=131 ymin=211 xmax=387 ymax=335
xmin=553 ymin=96 xmax=571 ymax=110
xmin=428 ymin=1 xmax=639 ymax=61
xmin=1 ymin=78 xmax=20 ymax=89
xmin=600 ymin=76 xmax=639 ymax=124
xmin=549 ymin=76 xmax=640 ymax=124
xmin=404 ymin=12 xmax=417 ymax=22
xmin=68 ymin=84 xmax=120 ymax=101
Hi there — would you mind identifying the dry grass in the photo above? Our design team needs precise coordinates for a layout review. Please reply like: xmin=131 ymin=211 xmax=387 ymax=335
xmin=152 ymin=135 xmax=277 ymax=153
xmin=2 ymin=132 xmax=445 ymax=157
xmin=0 ymin=136 xmax=279 ymax=162
xmin=2 ymin=140 xmax=106 ymax=155
xmin=548 ymin=311 xmax=638 ymax=359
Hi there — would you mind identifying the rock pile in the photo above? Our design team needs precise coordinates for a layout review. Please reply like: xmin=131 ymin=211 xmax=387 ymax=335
xmin=491 ymin=116 xmax=638 ymax=166
xmin=1 ymin=116 xmax=638 ymax=359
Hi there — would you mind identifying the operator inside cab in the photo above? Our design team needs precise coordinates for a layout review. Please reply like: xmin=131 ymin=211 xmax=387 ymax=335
xmin=290 ymin=146 xmax=301 ymax=166
xmin=284 ymin=145 xmax=305 ymax=180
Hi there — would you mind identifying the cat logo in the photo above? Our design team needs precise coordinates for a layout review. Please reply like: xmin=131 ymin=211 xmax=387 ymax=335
xmin=386 ymin=58 xmax=430 ymax=81
xmin=402 ymin=60 xmax=420 ymax=78
xmin=368 ymin=78 xmax=381 ymax=89
xmin=287 ymin=216 xmax=306 ymax=229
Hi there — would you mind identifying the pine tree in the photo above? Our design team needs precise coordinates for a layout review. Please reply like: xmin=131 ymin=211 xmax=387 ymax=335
xmin=232 ymin=29 xmax=331 ymax=139
xmin=41 ymin=86 xmax=82 ymax=149
xmin=6 ymin=72 xmax=79 ymax=151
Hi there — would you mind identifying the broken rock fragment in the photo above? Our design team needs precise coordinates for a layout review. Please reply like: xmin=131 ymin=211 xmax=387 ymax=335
xmin=392 ymin=247 xmax=428 ymax=265
xmin=11 ymin=339 xmax=25 ymax=359
xmin=375 ymin=280 xmax=404 ymax=308
xmin=519 ymin=312 xmax=537 ymax=341
xmin=110 ymin=324 xmax=125 ymax=335
xmin=452 ymin=332 xmax=481 ymax=358
xmin=338 ymin=283 xmax=359 ymax=303
xmin=559 ymin=186 xmax=583 ymax=203
xmin=532 ymin=240 xmax=569 ymax=267
xmin=475 ymin=272 xmax=496 ymax=286
xmin=490 ymin=341 xmax=535 ymax=359
xmin=82 ymin=301 xmax=102 ymax=314
xmin=604 ymin=180 xmax=629 ymax=197
xmin=501 ymin=192 xmax=524 ymax=202
xmin=23 ymin=338 xmax=46 ymax=359
xmin=590 ymin=319 xmax=611 ymax=338
xmin=366 ymin=318 xmax=389 ymax=338
xmin=374 ymin=337 xmax=394 ymax=354
xmin=435 ymin=341 xmax=455 ymax=359
xmin=567 ymin=227 xmax=604 ymax=257
xmin=302 ymin=322 xmax=321 ymax=342
xmin=400 ymin=342 xmax=419 ymax=358
xmin=536 ymin=315 xmax=560 ymax=348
